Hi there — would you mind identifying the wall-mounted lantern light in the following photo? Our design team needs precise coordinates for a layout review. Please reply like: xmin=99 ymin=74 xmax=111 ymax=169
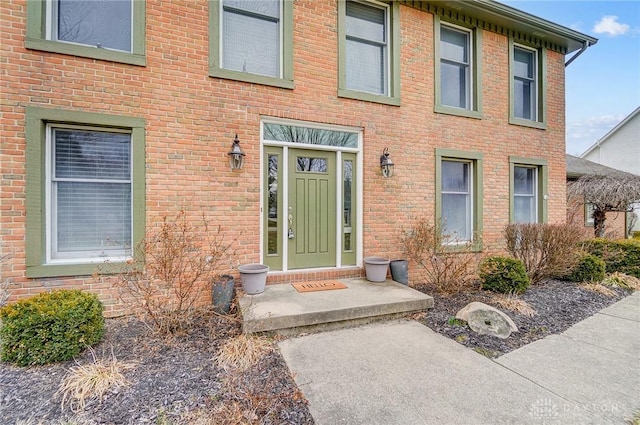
xmin=380 ymin=147 xmax=394 ymax=178
xmin=227 ymin=134 xmax=246 ymax=170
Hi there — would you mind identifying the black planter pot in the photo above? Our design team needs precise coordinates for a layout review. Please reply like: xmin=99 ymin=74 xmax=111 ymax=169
xmin=390 ymin=260 xmax=409 ymax=285
xmin=212 ymin=274 xmax=235 ymax=314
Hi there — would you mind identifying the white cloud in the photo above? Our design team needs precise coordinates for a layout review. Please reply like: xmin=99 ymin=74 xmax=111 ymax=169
xmin=566 ymin=114 xmax=624 ymax=155
xmin=593 ymin=15 xmax=630 ymax=36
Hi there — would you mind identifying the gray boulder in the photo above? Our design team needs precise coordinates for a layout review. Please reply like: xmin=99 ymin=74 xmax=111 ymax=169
xmin=456 ymin=302 xmax=518 ymax=339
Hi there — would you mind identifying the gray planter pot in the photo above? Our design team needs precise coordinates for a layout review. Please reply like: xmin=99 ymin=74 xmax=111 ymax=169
xmin=238 ymin=264 xmax=269 ymax=295
xmin=364 ymin=256 xmax=390 ymax=282
xmin=212 ymin=274 xmax=235 ymax=314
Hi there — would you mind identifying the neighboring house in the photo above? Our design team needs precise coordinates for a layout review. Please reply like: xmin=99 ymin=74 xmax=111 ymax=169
xmin=0 ymin=0 xmax=596 ymax=315
xmin=581 ymin=107 xmax=640 ymax=232
xmin=566 ymin=154 xmax=628 ymax=239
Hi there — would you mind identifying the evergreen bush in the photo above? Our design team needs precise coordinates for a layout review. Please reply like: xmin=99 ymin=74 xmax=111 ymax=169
xmin=0 ymin=290 xmax=104 ymax=366
xmin=584 ymin=239 xmax=640 ymax=278
xmin=568 ymin=254 xmax=606 ymax=282
xmin=479 ymin=256 xmax=530 ymax=294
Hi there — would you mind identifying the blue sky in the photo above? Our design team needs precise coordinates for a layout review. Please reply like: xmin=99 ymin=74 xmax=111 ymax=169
xmin=502 ymin=1 xmax=640 ymax=155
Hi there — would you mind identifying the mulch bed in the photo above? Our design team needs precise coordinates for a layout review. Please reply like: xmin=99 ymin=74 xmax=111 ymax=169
xmin=418 ymin=279 xmax=631 ymax=358
xmin=0 ymin=280 xmax=633 ymax=424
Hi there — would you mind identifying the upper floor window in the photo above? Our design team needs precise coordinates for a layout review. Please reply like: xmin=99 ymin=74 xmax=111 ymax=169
xmin=509 ymin=40 xmax=546 ymax=129
xmin=26 ymin=0 xmax=145 ymax=66
xmin=49 ymin=0 xmax=132 ymax=52
xmin=434 ymin=18 xmax=482 ymax=118
xmin=210 ymin=0 xmax=294 ymax=89
xmin=338 ymin=0 xmax=400 ymax=106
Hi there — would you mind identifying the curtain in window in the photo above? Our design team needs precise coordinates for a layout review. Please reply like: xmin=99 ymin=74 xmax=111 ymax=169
xmin=57 ymin=0 xmax=132 ymax=51
xmin=513 ymin=166 xmax=537 ymax=223
xmin=53 ymin=129 xmax=131 ymax=258
xmin=440 ymin=27 xmax=470 ymax=109
xmin=345 ymin=1 xmax=387 ymax=95
xmin=222 ymin=0 xmax=280 ymax=77
xmin=514 ymin=47 xmax=536 ymax=120
xmin=441 ymin=160 xmax=471 ymax=241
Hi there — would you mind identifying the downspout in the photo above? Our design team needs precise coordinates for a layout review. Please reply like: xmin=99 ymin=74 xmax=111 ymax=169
xmin=565 ymin=41 xmax=591 ymax=67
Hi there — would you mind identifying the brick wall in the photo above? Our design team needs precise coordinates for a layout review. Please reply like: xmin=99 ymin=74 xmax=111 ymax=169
xmin=1 ymin=1 xmax=568 ymax=315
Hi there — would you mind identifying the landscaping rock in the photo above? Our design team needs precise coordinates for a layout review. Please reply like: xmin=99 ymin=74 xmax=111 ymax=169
xmin=456 ymin=302 xmax=518 ymax=339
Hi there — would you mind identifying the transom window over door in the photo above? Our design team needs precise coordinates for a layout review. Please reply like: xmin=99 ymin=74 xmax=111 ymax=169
xmin=222 ymin=0 xmax=281 ymax=78
xmin=48 ymin=0 xmax=133 ymax=52
xmin=48 ymin=126 xmax=132 ymax=261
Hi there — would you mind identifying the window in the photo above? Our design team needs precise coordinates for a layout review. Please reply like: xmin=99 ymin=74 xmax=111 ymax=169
xmin=338 ymin=0 xmax=400 ymax=105
xmin=585 ymin=203 xmax=595 ymax=225
xmin=210 ymin=0 xmax=294 ymax=89
xmin=509 ymin=157 xmax=548 ymax=224
xmin=26 ymin=0 xmax=146 ymax=66
xmin=435 ymin=149 xmax=483 ymax=248
xmin=26 ymin=107 xmax=145 ymax=278
xmin=434 ymin=18 xmax=482 ymax=118
xmin=509 ymin=39 xmax=546 ymax=129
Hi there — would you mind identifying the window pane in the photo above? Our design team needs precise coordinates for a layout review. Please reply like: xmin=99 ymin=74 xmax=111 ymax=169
xmin=224 ymin=0 xmax=279 ymax=18
xmin=57 ymin=0 xmax=131 ymax=52
xmin=267 ymin=154 xmax=278 ymax=255
xmin=223 ymin=9 xmax=279 ymax=77
xmin=441 ymin=27 xmax=468 ymax=63
xmin=514 ymin=195 xmax=535 ymax=223
xmin=514 ymin=167 xmax=535 ymax=195
xmin=55 ymin=181 xmax=131 ymax=254
xmin=514 ymin=48 xmax=534 ymax=78
xmin=442 ymin=161 xmax=469 ymax=192
xmin=263 ymin=124 xmax=358 ymax=147
xmin=441 ymin=62 xmax=468 ymax=108
xmin=442 ymin=193 xmax=470 ymax=241
xmin=296 ymin=157 xmax=327 ymax=173
xmin=343 ymin=160 xmax=353 ymax=251
xmin=346 ymin=39 xmax=385 ymax=94
xmin=54 ymin=130 xmax=130 ymax=180
xmin=346 ymin=1 xmax=385 ymax=43
xmin=514 ymin=78 xmax=533 ymax=119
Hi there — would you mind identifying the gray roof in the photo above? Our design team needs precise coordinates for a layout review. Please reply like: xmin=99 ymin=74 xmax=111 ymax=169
xmin=566 ymin=154 xmax=629 ymax=179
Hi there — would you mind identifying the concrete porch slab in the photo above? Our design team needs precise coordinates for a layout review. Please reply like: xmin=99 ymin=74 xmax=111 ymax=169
xmin=239 ymin=277 xmax=434 ymax=334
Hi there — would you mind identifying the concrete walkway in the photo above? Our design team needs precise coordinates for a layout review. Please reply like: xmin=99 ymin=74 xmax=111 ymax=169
xmin=278 ymin=291 xmax=640 ymax=425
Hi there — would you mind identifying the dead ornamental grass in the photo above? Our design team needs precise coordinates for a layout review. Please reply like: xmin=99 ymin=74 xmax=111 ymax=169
xmin=56 ymin=347 xmax=136 ymax=412
xmin=215 ymin=334 xmax=274 ymax=372
xmin=491 ymin=292 xmax=537 ymax=318
xmin=580 ymin=282 xmax=618 ymax=297
xmin=603 ymin=272 xmax=640 ymax=291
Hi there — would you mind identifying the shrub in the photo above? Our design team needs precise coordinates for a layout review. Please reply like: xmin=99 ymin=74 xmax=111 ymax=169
xmin=504 ymin=223 xmax=583 ymax=283
xmin=399 ymin=216 xmax=479 ymax=294
xmin=101 ymin=210 xmax=235 ymax=335
xmin=479 ymin=256 xmax=530 ymax=294
xmin=567 ymin=254 xmax=605 ymax=282
xmin=583 ymin=238 xmax=640 ymax=278
xmin=0 ymin=290 xmax=104 ymax=366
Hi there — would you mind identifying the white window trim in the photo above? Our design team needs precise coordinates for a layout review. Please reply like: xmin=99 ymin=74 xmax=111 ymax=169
xmin=441 ymin=159 xmax=474 ymax=244
xmin=45 ymin=123 xmax=133 ymax=264
xmin=345 ymin=0 xmax=391 ymax=96
xmin=260 ymin=117 xmax=364 ymax=271
xmin=513 ymin=165 xmax=538 ymax=223
xmin=513 ymin=43 xmax=538 ymax=121
xmin=219 ymin=0 xmax=284 ymax=79
xmin=440 ymin=22 xmax=473 ymax=111
xmin=45 ymin=0 xmax=134 ymax=53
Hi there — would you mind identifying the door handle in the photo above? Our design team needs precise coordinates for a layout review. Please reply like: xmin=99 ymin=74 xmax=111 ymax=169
xmin=288 ymin=207 xmax=295 ymax=239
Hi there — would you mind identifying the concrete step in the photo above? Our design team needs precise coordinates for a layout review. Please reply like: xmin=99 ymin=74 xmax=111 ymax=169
xmin=239 ymin=277 xmax=434 ymax=335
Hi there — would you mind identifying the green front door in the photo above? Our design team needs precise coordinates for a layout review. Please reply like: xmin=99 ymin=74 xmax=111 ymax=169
xmin=288 ymin=148 xmax=337 ymax=269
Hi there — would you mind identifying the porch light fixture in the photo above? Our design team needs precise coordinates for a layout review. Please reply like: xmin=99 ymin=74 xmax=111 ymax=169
xmin=227 ymin=134 xmax=245 ymax=170
xmin=380 ymin=147 xmax=394 ymax=178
